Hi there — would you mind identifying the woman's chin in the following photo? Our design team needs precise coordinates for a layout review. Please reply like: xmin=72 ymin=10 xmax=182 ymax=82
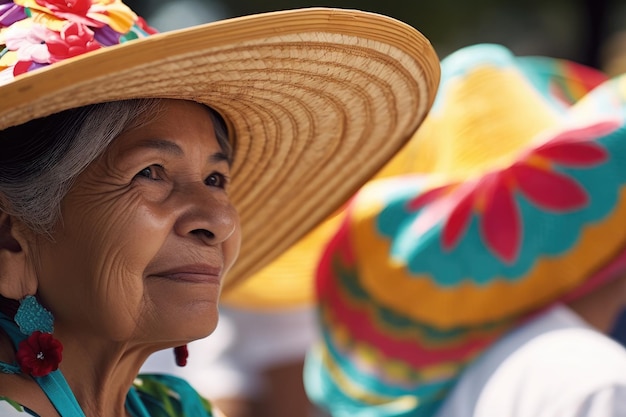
xmin=179 ymin=315 xmax=219 ymax=341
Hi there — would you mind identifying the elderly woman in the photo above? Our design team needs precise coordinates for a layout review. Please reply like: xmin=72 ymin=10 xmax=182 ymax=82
xmin=0 ymin=1 xmax=440 ymax=416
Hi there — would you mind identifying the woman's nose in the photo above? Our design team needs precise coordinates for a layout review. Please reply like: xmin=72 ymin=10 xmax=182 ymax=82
xmin=172 ymin=182 xmax=239 ymax=245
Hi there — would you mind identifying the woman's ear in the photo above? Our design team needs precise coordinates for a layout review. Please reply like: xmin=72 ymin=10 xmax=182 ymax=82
xmin=0 ymin=212 xmax=37 ymax=300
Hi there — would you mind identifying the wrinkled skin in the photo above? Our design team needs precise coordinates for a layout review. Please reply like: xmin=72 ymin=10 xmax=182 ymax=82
xmin=0 ymin=99 xmax=241 ymax=415
xmin=36 ymin=99 xmax=240 ymax=345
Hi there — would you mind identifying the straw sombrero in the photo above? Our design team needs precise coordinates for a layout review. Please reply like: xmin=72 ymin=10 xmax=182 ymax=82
xmin=0 ymin=1 xmax=440 ymax=288
xmin=300 ymin=44 xmax=626 ymax=417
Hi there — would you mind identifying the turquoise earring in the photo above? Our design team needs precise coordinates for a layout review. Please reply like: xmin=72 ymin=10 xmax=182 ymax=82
xmin=15 ymin=295 xmax=54 ymax=334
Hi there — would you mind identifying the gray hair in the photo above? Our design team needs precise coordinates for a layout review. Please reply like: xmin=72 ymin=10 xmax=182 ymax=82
xmin=0 ymin=99 xmax=230 ymax=234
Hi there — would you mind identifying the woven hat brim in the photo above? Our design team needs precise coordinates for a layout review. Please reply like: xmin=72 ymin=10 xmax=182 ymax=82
xmin=0 ymin=8 xmax=440 ymax=287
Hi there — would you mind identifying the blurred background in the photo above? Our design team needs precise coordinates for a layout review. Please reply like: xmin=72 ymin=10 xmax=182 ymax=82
xmin=125 ymin=0 xmax=626 ymax=73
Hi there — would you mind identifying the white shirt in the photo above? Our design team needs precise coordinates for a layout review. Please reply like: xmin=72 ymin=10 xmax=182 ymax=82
xmin=436 ymin=304 xmax=626 ymax=417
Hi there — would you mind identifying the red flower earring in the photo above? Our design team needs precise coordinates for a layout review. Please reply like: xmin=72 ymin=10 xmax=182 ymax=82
xmin=16 ymin=331 xmax=63 ymax=377
xmin=14 ymin=296 xmax=63 ymax=377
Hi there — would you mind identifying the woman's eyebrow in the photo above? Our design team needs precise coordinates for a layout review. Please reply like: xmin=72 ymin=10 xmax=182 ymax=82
xmin=136 ymin=138 xmax=231 ymax=166
xmin=136 ymin=138 xmax=184 ymax=156
xmin=211 ymin=152 xmax=231 ymax=166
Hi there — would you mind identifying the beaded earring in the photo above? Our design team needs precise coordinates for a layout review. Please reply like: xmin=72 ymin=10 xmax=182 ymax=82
xmin=13 ymin=295 xmax=63 ymax=377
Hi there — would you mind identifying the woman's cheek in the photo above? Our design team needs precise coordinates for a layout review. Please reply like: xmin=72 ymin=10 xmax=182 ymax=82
xmin=69 ymin=197 xmax=169 ymax=294
xmin=223 ymin=225 xmax=242 ymax=276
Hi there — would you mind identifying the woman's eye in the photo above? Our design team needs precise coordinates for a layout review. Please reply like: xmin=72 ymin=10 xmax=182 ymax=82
xmin=135 ymin=165 xmax=163 ymax=180
xmin=205 ymin=172 xmax=229 ymax=189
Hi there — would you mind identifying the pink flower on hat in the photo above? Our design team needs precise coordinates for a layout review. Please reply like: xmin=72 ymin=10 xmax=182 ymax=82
xmin=4 ymin=21 xmax=52 ymax=62
xmin=2 ymin=19 xmax=54 ymax=75
xmin=408 ymin=120 xmax=618 ymax=263
xmin=46 ymin=20 xmax=100 ymax=62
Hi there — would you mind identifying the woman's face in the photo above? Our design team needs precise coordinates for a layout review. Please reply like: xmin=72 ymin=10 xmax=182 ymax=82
xmin=30 ymin=99 xmax=240 ymax=347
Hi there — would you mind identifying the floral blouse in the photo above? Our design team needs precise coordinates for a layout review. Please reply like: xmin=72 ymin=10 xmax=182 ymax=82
xmin=0 ymin=374 xmax=214 ymax=417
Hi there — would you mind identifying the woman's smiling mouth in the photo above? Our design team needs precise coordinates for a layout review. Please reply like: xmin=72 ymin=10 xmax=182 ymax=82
xmin=152 ymin=264 xmax=223 ymax=284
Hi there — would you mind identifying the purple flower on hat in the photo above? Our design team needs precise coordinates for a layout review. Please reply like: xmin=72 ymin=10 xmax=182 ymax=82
xmin=0 ymin=1 xmax=26 ymax=27
xmin=408 ymin=120 xmax=618 ymax=263
xmin=92 ymin=24 xmax=118 ymax=46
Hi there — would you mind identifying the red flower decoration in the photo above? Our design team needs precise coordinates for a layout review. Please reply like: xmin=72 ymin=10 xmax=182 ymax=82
xmin=12 ymin=60 xmax=33 ymax=76
xmin=46 ymin=21 xmax=101 ymax=62
xmin=16 ymin=331 xmax=63 ymax=377
xmin=34 ymin=0 xmax=97 ymax=26
xmin=407 ymin=120 xmax=618 ymax=263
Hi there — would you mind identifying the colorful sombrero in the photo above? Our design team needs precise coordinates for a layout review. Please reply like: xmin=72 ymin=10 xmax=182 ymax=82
xmin=0 ymin=1 xmax=440 ymax=288
xmin=303 ymin=43 xmax=626 ymax=417
xmin=220 ymin=42 xmax=613 ymax=309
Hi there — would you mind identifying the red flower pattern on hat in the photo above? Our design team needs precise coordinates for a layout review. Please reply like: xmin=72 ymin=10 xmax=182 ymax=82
xmin=407 ymin=120 xmax=618 ymax=263
xmin=46 ymin=20 xmax=99 ymax=62
xmin=16 ymin=330 xmax=63 ymax=377
xmin=33 ymin=0 xmax=94 ymax=25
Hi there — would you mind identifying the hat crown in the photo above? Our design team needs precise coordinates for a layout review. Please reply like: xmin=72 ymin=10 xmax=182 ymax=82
xmin=411 ymin=44 xmax=607 ymax=183
xmin=0 ymin=0 xmax=155 ymax=83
